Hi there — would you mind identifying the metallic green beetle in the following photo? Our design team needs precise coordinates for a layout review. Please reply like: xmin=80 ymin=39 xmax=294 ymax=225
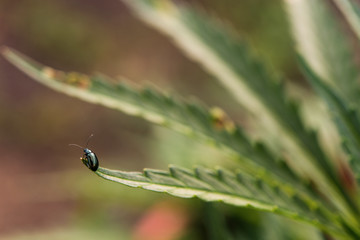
xmin=70 ymin=134 xmax=99 ymax=171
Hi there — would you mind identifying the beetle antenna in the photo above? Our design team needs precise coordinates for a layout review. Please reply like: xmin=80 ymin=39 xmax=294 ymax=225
xmin=85 ymin=134 xmax=94 ymax=148
xmin=69 ymin=144 xmax=84 ymax=149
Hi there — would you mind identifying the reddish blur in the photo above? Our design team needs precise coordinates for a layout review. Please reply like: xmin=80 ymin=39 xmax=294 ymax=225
xmin=133 ymin=201 xmax=189 ymax=240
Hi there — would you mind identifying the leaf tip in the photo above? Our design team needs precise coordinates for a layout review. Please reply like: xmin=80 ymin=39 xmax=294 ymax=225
xmin=0 ymin=46 xmax=14 ymax=60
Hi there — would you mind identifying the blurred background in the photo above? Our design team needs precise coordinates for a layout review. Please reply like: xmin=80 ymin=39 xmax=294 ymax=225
xmin=0 ymin=0 xmax=308 ymax=239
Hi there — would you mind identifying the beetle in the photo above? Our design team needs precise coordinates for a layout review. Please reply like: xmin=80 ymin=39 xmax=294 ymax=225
xmin=69 ymin=134 xmax=99 ymax=171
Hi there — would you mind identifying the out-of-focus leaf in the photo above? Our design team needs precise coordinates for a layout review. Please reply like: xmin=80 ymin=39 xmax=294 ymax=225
xmin=285 ymin=0 xmax=359 ymax=106
xmin=299 ymin=56 xmax=360 ymax=185
xmin=115 ymin=0 xmax=355 ymax=233
xmin=2 ymin=47 xmax=314 ymax=199
xmin=333 ymin=0 xmax=360 ymax=42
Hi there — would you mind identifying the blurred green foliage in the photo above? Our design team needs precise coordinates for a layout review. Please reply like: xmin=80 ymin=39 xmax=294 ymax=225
xmin=0 ymin=0 xmax=300 ymax=239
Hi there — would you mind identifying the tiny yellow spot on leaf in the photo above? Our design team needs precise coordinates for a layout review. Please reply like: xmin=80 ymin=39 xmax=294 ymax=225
xmin=210 ymin=107 xmax=236 ymax=133
xmin=65 ymin=72 xmax=91 ymax=89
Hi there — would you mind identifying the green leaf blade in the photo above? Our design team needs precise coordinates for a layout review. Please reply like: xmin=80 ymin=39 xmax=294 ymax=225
xmin=333 ymin=0 xmax=360 ymax=42
xmin=298 ymin=55 xmax=360 ymax=184
xmin=2 ymin=47 xmax=308 ymax=194
xmin=285 ymin=0 xmax=360 ymax=106
xmin=95 ymin=165 xmax=345 ymax=238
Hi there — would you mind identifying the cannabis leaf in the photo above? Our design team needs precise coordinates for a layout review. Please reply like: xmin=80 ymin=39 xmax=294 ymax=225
xmin=2 ymin=46 xmax=357 ymax=238
xmin=118 ymin=0 xmax=357 ymax=227
xmin=94 ymin=165 xmax=345 ymax=238
xmin=1 ymin=47 xmax=300 ymax=188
